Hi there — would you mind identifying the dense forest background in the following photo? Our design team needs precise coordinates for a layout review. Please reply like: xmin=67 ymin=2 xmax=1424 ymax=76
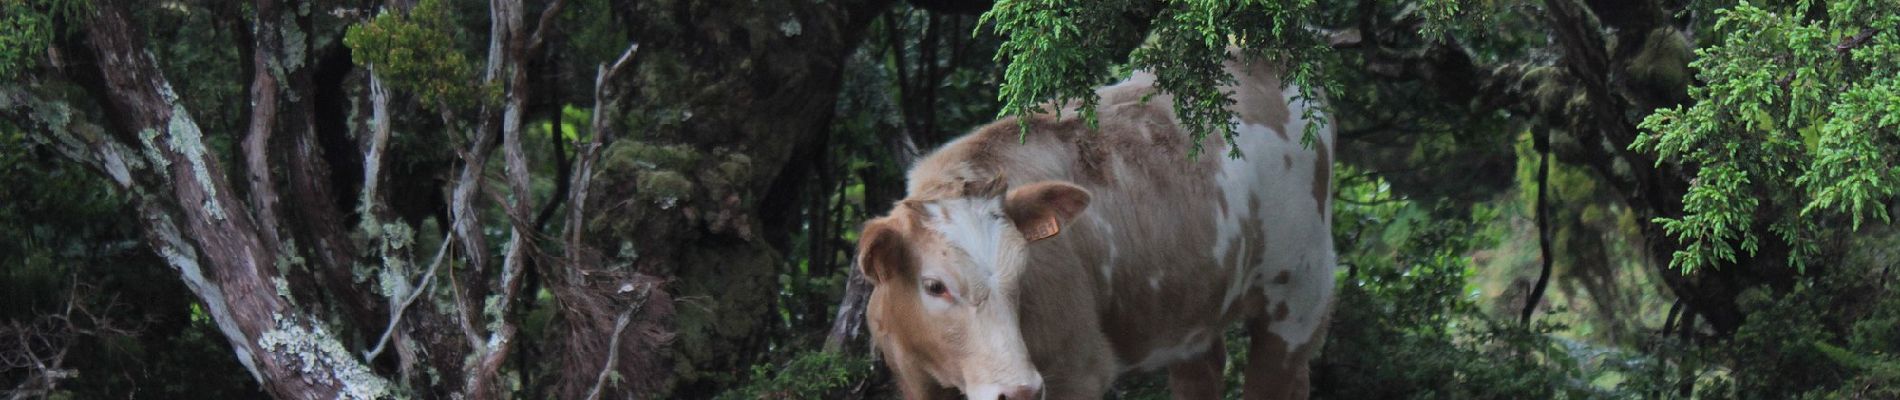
xmin=2 ymin=0 xmax=1897 ymax=398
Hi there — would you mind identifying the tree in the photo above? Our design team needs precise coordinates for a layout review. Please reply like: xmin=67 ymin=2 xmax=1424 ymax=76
xmin=2 ymin=0 xmax=894 ymax=396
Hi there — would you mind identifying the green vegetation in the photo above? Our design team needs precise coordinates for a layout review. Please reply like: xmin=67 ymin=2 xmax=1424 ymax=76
xmin=713 ymin=350 xmax=874 ymax=400
xmin=343 ymin=0 xmax=485 ymax=109
xmin=1636 ymin=1 xmax=1900 ymax=273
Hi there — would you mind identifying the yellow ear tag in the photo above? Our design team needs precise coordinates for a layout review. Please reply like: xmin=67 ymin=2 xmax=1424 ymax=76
xmin=1026 ymin=216 xmax=1061 ymax=242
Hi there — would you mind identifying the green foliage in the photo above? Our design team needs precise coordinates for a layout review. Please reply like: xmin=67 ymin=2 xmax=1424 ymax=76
xmin=712 ymin=350 xmax=873 ymax=400
xmin=0 ymin=0 xmax=87 ymax=79
xmin=557 ymin=0 xmax=628 ymax=70
xmin=1310 ymin=166 xmax=1610 ymax=399
xmin=343 ymin=0 xmax=485 ymax=110
xmin=1635 ymin=0 xmax=1900 ymax=272
xmin=2 ymin=123 xmax=259 ymax=398
xmin=0 ymin=2 xmax=52 ymax=79
xmin=1725 ymin=285 xmax=1854 ymax=398
xmin=1603 ymin=240 xmax=1900 ymax=399
xmin=980 ymin=0 xmax=1135 ymax=135
xmin=142 ymin=1 xmax=245 ymax=143
xmin=982 ymin=0 xmax=1337 ymax=157
xmin=1812 ymin=342 xmax=1900 ymax=399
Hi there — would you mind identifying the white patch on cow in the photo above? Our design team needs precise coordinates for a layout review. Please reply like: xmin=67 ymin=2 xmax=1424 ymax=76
xmin=924 ymin=199 xmax=1019 ymax=289
xmin=1267 ymin=87 xmax=1338 ymax=349
xmin=1210 ymin=118 xmax=1280 ymax=314
xmin=1209 ymin=83 xmax=1337 ymax=322
xmin=1268 ymin=257 xmax=1336 ymax=349
xmin=1148 ymin=276 xmax=1161 ymax=290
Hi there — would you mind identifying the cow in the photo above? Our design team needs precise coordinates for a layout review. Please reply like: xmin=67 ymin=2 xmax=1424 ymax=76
xmin=855 ymin=54 xmax=1335 ymax=400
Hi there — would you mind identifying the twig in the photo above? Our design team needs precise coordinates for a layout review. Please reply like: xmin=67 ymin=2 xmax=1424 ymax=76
xmin=566 ymin=42 xmax=641 ymax=247
xmin=1836 ymin=28 xmax=1878 ymax=54
xmin=584 ymin=285 xmax=653 ymax=400
xmin=1521 ymin=128 xmax=1556 ymax=326
xmin=363 ymin=238 xmax=454 ymax=362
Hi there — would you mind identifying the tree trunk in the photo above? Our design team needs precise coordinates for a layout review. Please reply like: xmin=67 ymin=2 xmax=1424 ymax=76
xmin=10 ymin=1 xmax=391 ymax=398
xmin=566 ymin=0 xmax=889 ymax=396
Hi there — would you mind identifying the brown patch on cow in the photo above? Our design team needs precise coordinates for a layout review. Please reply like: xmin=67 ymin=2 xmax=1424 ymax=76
xmin=1230 ymin=57 xmax=1292 ymax=140
xmin=1282 ymin=154 xmax=1293 ymax=169
xmin=1243 ymin=316 xmax=1312 ymax=400
xmin=1311 ymin=136 xmax=1332 ymax=217
xmin=856 ymin=217 xmax=914 ymax=283
xmin=1004 ymin=182 xmax=1092 ymax=242
xmin=1272 ymin=270 xmax=1291 ymax=284
xmin=1274 ymin=302 xmax=1291 ymax=321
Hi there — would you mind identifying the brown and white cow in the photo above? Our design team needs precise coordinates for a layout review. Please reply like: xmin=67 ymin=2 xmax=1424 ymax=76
xmin=856 ymin=55 xmax=1335 ymax=400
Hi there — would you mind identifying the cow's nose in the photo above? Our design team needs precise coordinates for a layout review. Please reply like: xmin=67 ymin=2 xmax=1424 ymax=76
xmin=998 ymin=384 xmax=1039 ymax=400
xmin=967 ymin=380 xmax=1043 ymax=400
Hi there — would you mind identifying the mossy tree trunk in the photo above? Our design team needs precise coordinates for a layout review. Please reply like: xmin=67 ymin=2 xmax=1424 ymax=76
xmin=575 ymin=0 xmax=890 ymax=396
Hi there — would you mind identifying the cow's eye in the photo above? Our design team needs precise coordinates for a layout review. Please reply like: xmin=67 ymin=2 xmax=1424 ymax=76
xmin=923 ymin=279 xmax=949 ymax=298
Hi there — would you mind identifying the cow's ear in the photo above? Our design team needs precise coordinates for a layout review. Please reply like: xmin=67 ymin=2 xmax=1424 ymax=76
xmin=1004 ymin=181 xmax=1092 ymax=242
xmin=856 ymin=217 xmax=911 ymax=284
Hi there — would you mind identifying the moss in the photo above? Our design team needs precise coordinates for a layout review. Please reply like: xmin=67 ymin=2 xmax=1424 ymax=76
xmin=23 ymin=89 xmax=72 ymax=131
xmin=715 ymin=153 xmax=752 ymax=181
xmin=276 ymin=9 xmax=309 ymax=77
xmin=482 ymin=294 xmax=505 ymax=338
xmin=669 ymin=245 xmax=777 ymax=386
xmin=258 ymin=315 xmax=403 ymax=399
xmin=605 ymin=141 xmax=702 ymax=171
xmin=777 ymin=16 xmax=802 ymax=37
xmin=136 ymin=128 xmax=172 ymax=172
xmin=637 ymin=170 xmax=694 ymax=205
xmin=376 ymin=261 xmax=407 ymax=298
xmin=160 ymin=101 xmax=227 ymax=220
xmin=713 ymin=350 xmax=871 ymax=399
xmin=1626 ymin=28 xmax=1693 ymax=90
xmin=273 ymin=277 xmax=294 ymax=301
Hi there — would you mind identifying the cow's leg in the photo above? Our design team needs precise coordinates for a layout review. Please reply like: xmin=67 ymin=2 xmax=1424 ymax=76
xmin=1167 ymin=337 xmax=1227 ymax=400
xmin=1242 ymin=316 xmax=1311 ymax=400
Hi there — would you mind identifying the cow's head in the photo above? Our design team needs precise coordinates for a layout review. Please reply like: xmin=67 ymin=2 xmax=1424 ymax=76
xmin=858 ymin=181 xmax=1091 ymax=400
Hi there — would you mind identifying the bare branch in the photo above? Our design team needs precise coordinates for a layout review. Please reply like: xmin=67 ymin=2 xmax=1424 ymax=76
xmin=465 ymin=0 xmax=545 ymax=395
xmin=526 ymin=0 xmax=569 ymax=56
xmin=566 ymin=42 xmax=641 ymax=247
xmin=584 ymin=284 xmax=653 ymax=400
xmin=360 ymin=72 xmax=394 ymax=213
xmin=363 ymin=239 xmax=454 ymax=362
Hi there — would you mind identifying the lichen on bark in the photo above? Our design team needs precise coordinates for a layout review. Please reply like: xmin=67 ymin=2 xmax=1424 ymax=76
xmin=259 ymin=315 xmax=403 ymax=399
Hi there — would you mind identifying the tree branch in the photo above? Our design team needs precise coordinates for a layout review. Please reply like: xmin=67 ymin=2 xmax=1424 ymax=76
xmin=1522 ymin=129 xmax=1556 ymax=326
xmin=584 ymin=284 xmax=653 ymax=400
xmin=363 ymin=239 xmax=453 ymax=362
